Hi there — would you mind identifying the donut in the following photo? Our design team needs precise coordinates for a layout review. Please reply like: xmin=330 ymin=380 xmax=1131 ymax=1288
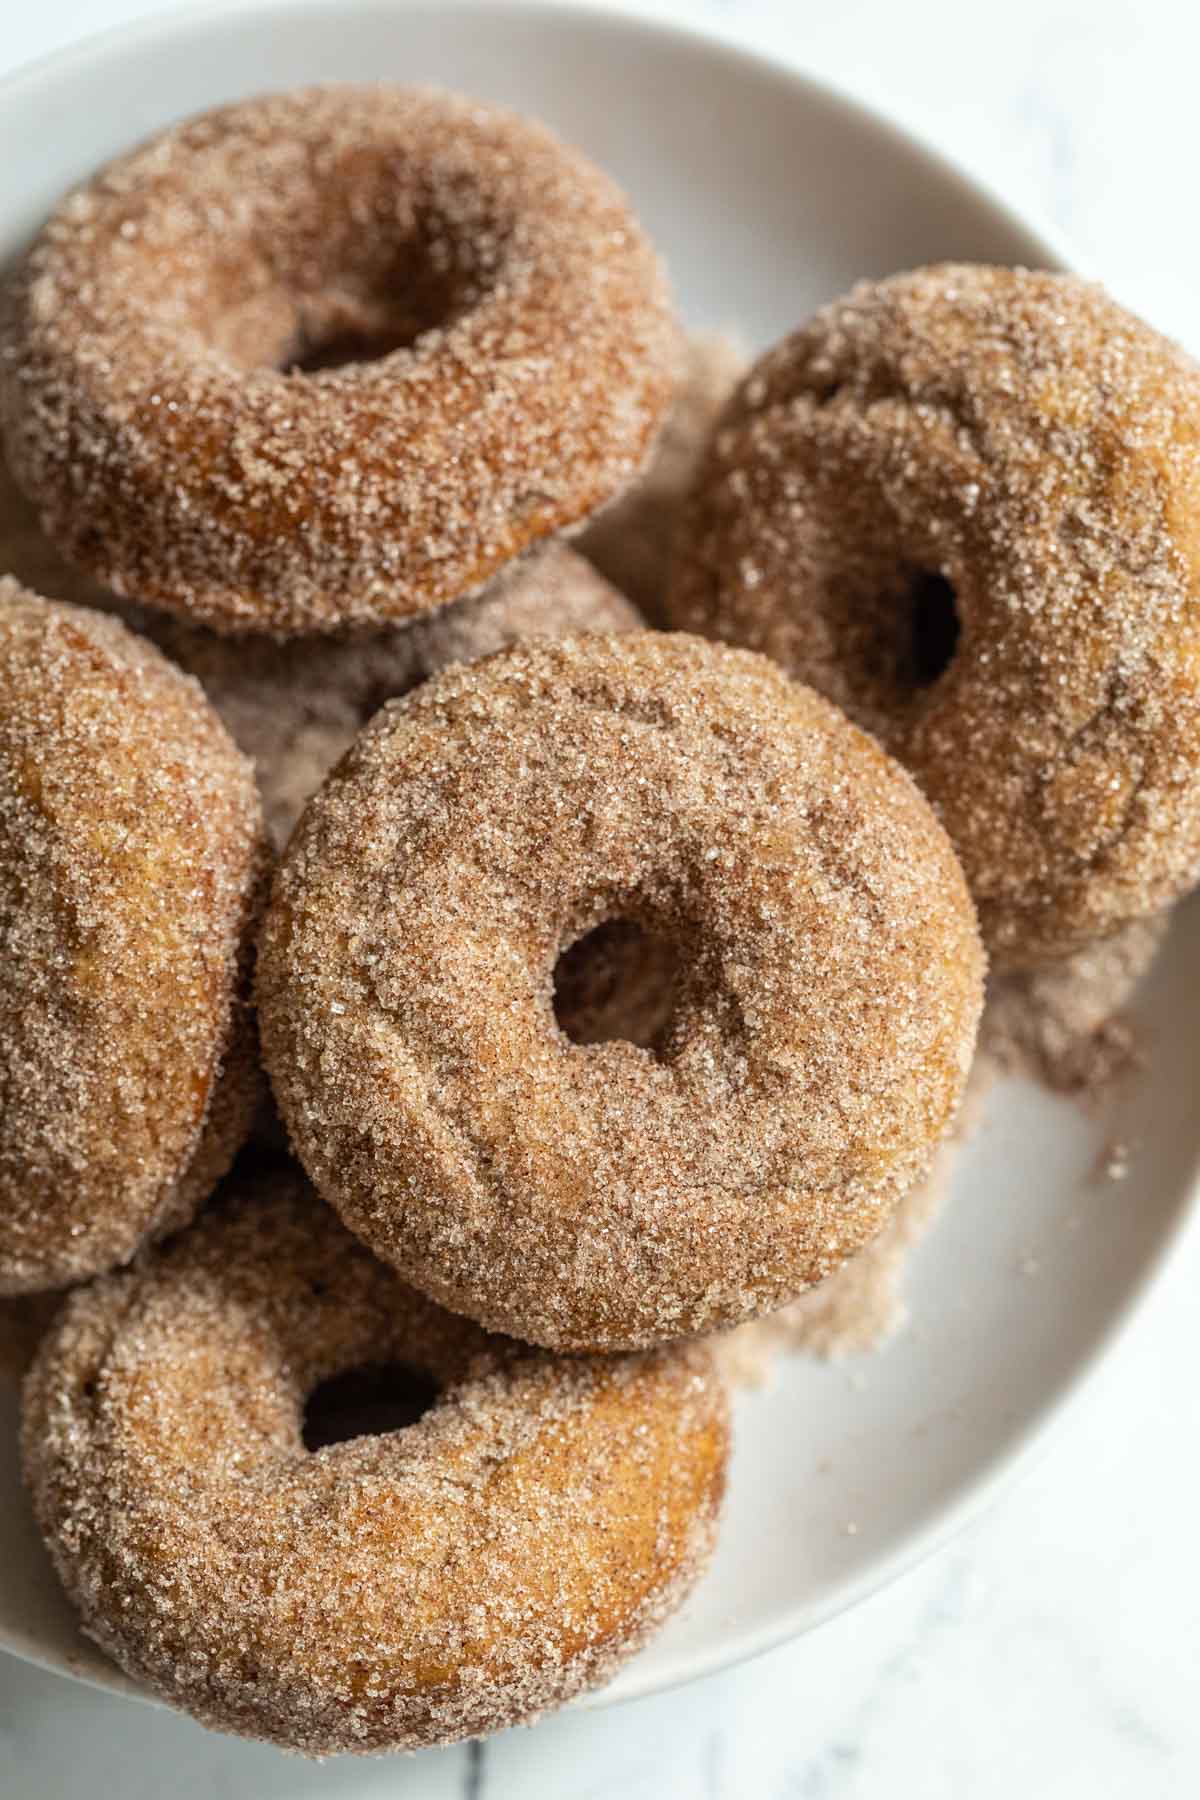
xmin=257 ymin=630 xmax=984 ymax=1351
xmin=152 ymin=546 xmax=640 ymax=848
xmin=22 ymin=1167 xmax=729 ymax=1753
xmin=667 ymin=265 xmax=1200 ymax=966
xmin=580 ymin=332 xmax=748 ymax=617
xmin=0 ymin=584 xmax=265 ymax=1292
xmin=0 ymin=86 xmax=678 ymax=636
xmin=671 ymin=270 xmax=1200 ymax=962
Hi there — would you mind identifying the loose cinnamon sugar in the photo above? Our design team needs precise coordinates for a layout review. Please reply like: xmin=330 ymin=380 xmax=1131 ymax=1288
xmin=258 ymin=630 xmax=984 ymax=1352
xmin=980 ymin=914 xmax=1163 ymax=1097
xmin=668 ymin=266 xmax=1200 ymax=966
xmin=23 ymin=1169 xmax=728 ymax=1754
xmin=0 ymin=86 xmax=679 ymax=635
xmin=1096 ymin=1138 xmax=1136 ymax=1183
xmin=0 ymin=584 xmax=266 ymax=1293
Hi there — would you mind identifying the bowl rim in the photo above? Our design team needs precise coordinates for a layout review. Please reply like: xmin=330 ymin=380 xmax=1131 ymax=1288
xmin=0 ymin=0 xmax=1076 ymax=274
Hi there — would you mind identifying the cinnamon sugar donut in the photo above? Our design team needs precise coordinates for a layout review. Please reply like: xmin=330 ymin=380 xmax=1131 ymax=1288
xmin=0 ymin=585 xmax=265 ymax=1293
xmin=257 ymin=631 xmax=984 ymax=1351
xmin=0 ymin=86 xmax=677 ymax=636
xmin=668 ymin=265 xmax=1200 ymax=966
xmin=154 ymin=546 xmax=640 ymax=848
xmin=22 ymin=1168 xmax=728 ymax=1753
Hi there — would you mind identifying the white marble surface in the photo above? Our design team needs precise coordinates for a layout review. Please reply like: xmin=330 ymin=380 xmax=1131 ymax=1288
xmin=2 ymin=2 xmax=1200 ymax=1795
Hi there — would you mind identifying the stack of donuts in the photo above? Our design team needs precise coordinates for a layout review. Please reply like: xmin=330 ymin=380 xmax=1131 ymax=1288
xmin=2 ymin=84 xmax=1198 ymax=1758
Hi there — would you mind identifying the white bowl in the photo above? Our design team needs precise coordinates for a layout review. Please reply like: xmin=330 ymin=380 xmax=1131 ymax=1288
xmin=2 ymin=0 xmax=1197 ymax=1721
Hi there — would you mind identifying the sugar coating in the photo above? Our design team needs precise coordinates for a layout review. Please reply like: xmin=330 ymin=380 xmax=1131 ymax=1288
xmin=0 ymin=85 xmax=679 ymax=636
xmin=21 ymin=1167 xmax=729 ymax=1754
xmin=0 ymin=584 xmax=266 ymax=1292
xmin=580 ymin=332 xmax=748 ymax=618
xmin=667 ymin=265 xmax=1200 ymax=967
xmin=257 ymin=630 xmax=985 ymax=1352
xmin=982 ymin=913 xmax=1165 ymax=1095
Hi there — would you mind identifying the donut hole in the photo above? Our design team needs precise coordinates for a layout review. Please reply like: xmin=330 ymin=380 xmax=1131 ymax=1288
xmin=208 ymin=245 xmax=475 ymax=373
xmin=284 ymin=319 xmax=428 ymax=374
xmin=279 ymin=266 xmax=466 ymax=373
xmin=302 ymin=1360 xmax=440 ymax=1450
xmin=906 ymin=571 xmax=960 ymax=688
xmin=553 ymin=919 xmax=683 ymax=1056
